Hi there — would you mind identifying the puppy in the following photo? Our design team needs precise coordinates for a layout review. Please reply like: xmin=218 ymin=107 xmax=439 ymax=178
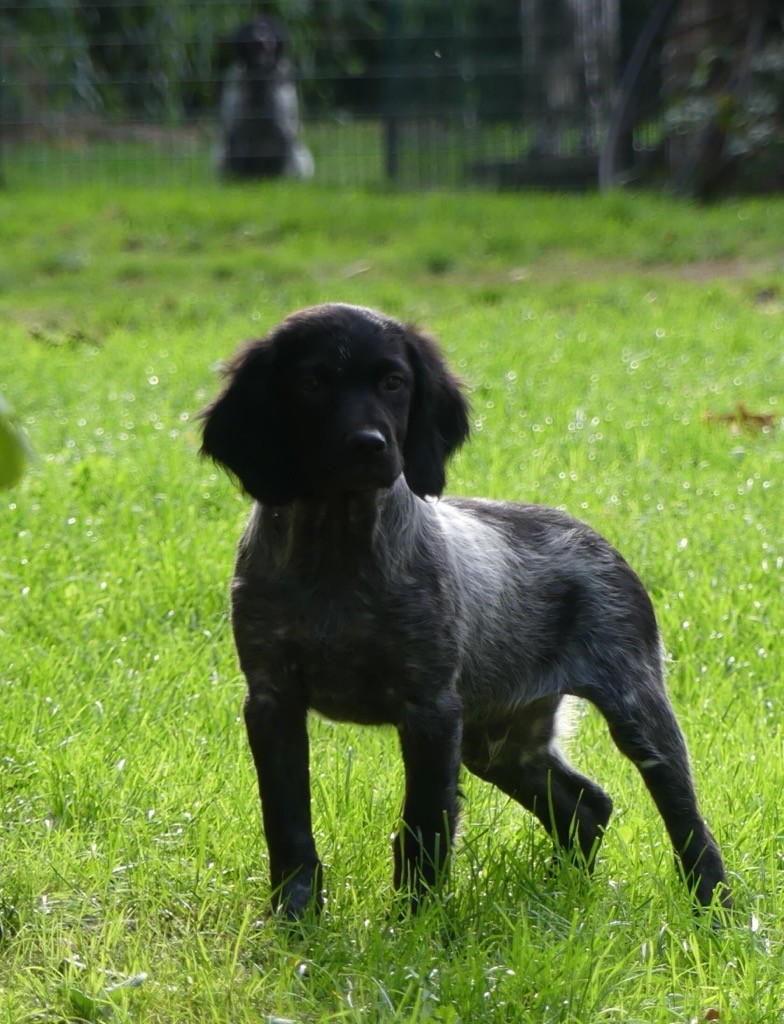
xmin=199 ymin=303 xmax=729 ymax=918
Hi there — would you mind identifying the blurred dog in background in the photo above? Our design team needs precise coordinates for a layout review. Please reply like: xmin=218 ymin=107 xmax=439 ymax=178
xmin=216 ymin=16 xmax=314 ymax=180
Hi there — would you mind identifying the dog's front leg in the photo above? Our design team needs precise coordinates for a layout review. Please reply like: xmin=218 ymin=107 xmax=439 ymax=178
xmin=243 ymin=689 xmax=323 ymax=919
xmin=394 ymin=691 xmax=463 ymax=909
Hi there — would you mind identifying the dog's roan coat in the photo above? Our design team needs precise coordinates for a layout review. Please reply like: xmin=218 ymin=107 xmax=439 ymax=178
xmin=200 ymin=303 xmax=730 ymax=918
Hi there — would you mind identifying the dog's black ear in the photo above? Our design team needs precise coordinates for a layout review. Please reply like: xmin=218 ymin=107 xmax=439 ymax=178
xmin=198 ymin=337 xmax=299 ymax=505
xmin=402 ymin=326 xmax=470 ymax=498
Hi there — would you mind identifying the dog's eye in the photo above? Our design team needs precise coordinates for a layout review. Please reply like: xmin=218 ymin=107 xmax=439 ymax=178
xmin=383 ymin=374 xmax=405 ymax=392
xmin=299 ymin=373 xmax=323 ymax=394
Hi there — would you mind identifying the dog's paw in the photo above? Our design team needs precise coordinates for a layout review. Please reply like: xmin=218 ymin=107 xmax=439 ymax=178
xmin=270 ymin=864 xmax=324 ymax=922
xmin=279 ymin=883 xmax=322 ymax=921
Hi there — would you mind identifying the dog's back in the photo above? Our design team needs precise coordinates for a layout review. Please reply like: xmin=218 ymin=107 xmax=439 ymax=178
xmin=426 ymin=496 xmax=657 ymax=715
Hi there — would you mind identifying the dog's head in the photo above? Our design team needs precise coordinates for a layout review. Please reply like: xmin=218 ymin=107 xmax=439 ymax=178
xmin=199 ymin=304 xmax=470 ymax=505
xmin=230 ymin=17 xmax=286 ymax=72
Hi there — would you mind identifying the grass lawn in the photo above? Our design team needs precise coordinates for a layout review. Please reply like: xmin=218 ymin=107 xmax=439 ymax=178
xmin=1 ymin=178 xmax=783 ymax=1023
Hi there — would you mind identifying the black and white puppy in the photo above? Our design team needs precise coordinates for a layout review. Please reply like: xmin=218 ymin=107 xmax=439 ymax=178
xmin=200 ymin=303 xmax=729 ymax=918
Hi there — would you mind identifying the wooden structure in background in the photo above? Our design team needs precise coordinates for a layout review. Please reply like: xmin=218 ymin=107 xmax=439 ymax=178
xmin=601 ymin=0 xmax=783 ymax=195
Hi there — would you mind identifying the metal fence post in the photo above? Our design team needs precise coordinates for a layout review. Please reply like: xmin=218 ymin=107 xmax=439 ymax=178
xmin=383 ymin=0 xmax=402 ymax=181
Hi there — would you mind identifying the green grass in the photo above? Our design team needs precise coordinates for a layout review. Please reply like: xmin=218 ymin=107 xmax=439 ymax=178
xmin=0 ymin=121 xmax=556 ymax=191
xmin=1 ymin=177 xmax=783 ymax=1023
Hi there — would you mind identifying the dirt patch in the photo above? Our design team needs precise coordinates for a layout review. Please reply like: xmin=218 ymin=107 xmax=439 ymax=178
xmin=664 ymin=259 xmax=780 ymax=282
xmin=499 ymin=256 xmax=782 ymax=286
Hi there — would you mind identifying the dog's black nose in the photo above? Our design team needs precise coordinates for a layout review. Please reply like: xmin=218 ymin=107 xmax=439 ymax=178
xmin=348 ymin=428 xmax=387 ymax=455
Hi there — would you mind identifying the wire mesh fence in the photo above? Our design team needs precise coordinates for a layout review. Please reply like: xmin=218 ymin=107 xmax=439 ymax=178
xmin=1 ymin=0 xmax=660 ymax=190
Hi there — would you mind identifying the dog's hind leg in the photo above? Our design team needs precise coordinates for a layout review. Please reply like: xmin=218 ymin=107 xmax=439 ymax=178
xmin=468 ymin=749 xmax=613 ymax=867
xmin=576 ymin=658 xmax=730 ymax=909
xmin=462 ymin=700 xmax=613 ymax=867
